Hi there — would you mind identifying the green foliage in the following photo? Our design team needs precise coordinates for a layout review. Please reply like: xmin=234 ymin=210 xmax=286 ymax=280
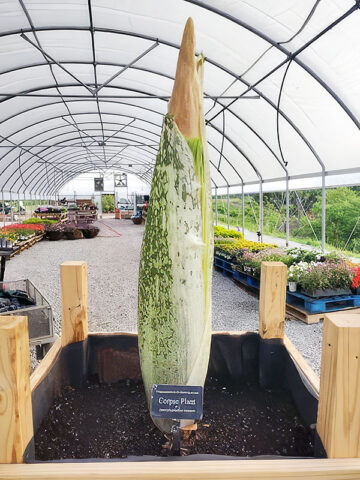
xmin=23 ymin=217 xmax=57 ymax=225
xmin=296 ymin=188 xmax=360 ymax=250
xmin=102 ymin=194 xmax=115 ymax=213
xmin=213 ymin=187 xmax=360 ymax=254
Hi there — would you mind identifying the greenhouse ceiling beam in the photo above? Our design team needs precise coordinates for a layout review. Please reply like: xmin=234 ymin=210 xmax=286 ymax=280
xmin=17 ymin=135 xmax=227 ymax=196
xmin=9 ymin=138 xmax=157 ymax=194
xmin=61 ymin=117 xmax=106 ymax=165
xmin=0 ymin=94 xmax=284 ymax=192
xmin=93 ymin=42 xmax=160 ymax=94
xmin=0 ymin=72 xmax=320 ymax=194
xmin=20 ymin=32 xmax=94 ymax=95
xmin=0 ymin=78 xmax=289 ymax=202
xmin=0 ymin=111 xmax=160 ymax=186
xmin=0 ymin=98 xmax=246 ymax=187
xmin=90 ymin=118 xmax=136 ymax=146
xmin=16 ymin=132 xmax=157 ymax=177
xmin=0 ymin=92 xmax=260 ymax=100
xmin=4 ymin=118 xmax=159 ymax=190
xmin=30 ymin=123 xmax=238 ymax=190
xmin=0 ymin=85 xmax=321 ymax=188
xmin=0 ymin=27 xmax=328 ymax=171
xmin=87 ymin=0 xmax=107 ymax=165
xmin=18 ymin=0 xmax=107 ymax=173
xmin=0 ymin=111 xmax=162 ymax=185
xmin=33 ymin=137 xmax=156 ymax=169
xmin=186 ymin=0 xmax=360 ymax=129
xmin=33 ymin=142 xmax=226 ymax=197
xmin=8 ymin=19 xmax=357 ymax=129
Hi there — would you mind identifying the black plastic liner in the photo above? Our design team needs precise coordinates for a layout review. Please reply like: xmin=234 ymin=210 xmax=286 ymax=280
xmin=28 ymin=332 xmax=322 ymax=462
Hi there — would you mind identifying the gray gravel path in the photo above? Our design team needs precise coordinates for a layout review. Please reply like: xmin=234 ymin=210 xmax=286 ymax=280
xmin=5 ymin=217 xmax=322 ymax=375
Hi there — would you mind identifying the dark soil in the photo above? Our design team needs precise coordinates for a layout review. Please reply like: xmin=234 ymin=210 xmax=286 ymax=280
xmin=35 ymin=378 xmax=314 ymax=460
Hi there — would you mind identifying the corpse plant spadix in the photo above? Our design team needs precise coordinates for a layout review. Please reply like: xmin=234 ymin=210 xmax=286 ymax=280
xmin=138 ymin=17 xmax=213 ymax=434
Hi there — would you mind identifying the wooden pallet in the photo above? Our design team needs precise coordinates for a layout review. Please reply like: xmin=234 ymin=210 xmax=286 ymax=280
xmin=34 ymin=211 xmax=67 ymax=221
xmin=286 ymin=303 xmax=360 ymax=325
xmin=11 ymin=234 xmax=44 ymax=257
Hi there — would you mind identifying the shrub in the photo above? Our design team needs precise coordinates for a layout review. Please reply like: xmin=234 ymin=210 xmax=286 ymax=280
xmin=23 ymin=217 xmax=57 ymax=225
xmin=214 ymin=226 xmax=244 ymax=239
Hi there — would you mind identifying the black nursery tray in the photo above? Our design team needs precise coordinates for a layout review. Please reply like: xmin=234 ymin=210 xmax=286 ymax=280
xmin=30 ymin=333 xmax=318 ymax=462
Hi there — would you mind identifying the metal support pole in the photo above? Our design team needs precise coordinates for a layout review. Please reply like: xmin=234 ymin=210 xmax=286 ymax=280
xmin=10 ymin=191 xmax=14 ymax=224
xmin=259 ymin=181 xmax=263 ymax=243
xmin=98 ymin=194 xmax=103 ymax=219
xmin=215 ymin=188 xmax=218 ymax=226
xmin=134 ymin=193 xmax=137 ymax=215
xmin=1 ymin=190 xmax=4 ymax=227
xmin=321 ymin=171 xmax=326 ymax=252
xmin=242 ymin=182 xmax=245 ymax=237
xmin=285 ymin=175 xmax=290 ymax=247
xmin=226 ymin=186 xmax=230 ymax=229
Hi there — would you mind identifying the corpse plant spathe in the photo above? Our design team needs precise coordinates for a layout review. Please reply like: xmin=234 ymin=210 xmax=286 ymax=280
xmin=138 ymin=18 xmax=213 ymax=435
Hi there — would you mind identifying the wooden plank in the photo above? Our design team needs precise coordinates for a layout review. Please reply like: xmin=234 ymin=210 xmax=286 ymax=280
xmin=0 ymin=316 xmax=33 ymax=464
xmin=259 ymin=261 xmax=287 ymax=339
xmin=286 ymin=305 xmax=360 ymax=325
xmin=60 ymin=261 xmax=88 ymax=347
xmin=2 ymin=459 xmax=360 ymax=479
xmin=317 ymin=312 xmax=360 ymax=458
xmin=286 ymin=304 xmax=325 ymax=325
xmin=283 ymin=335 xmax=320 ymax=395
xmin=30 ymin=338 xmax=62 ymax=392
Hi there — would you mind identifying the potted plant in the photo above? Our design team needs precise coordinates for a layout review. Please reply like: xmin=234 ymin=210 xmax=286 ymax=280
xmin=351 ymin=266 xmax=360 ymax=295
xmin=287 ymin=264 xmax=300 ymax=292
xmin=298 ymin=261 xmax=353 ymax=298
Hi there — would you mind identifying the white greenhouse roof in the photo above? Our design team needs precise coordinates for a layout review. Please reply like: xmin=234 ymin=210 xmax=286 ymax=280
xmin=0 ymin=0 xmax=359 ymax=195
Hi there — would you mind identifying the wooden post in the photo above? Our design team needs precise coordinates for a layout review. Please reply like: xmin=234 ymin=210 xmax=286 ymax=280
xmin=61 ymin=261 xmax=88 ymax=347
xmin=317 ymin=312 xmax=360 ymax=458
xmin=259 ymin=261 xmax=287 ymax=339
xmin=0 ymin=316 xmax=33 ymax=463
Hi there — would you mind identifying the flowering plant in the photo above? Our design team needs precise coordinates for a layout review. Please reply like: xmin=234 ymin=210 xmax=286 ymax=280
xmin=352 ymin=267 xmax=360 ymax=290
xmin=287 ymin=262 xmax=311 ymax=282
xmin=297 ymin=261 xmax=353 ymax=291
xmin=214 ymin=225 xmax=244 ymax=239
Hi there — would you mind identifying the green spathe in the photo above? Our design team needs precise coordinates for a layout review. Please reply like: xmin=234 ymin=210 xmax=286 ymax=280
xmin=138 ymin=111 xmax=213 ymax=434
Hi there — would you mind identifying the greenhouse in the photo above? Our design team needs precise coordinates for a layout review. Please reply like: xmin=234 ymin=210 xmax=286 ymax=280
xmin=0 ymin=1 xmax=360 ymax=478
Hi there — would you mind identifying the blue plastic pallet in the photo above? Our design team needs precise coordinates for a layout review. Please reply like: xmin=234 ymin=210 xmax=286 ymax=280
xmin=214 ymin=257 xmax=233 ymax=275
xmin=233 ymin=269 xmax=260 ymax=289
xmin=286 ymin=291 xmax=360 ymax=314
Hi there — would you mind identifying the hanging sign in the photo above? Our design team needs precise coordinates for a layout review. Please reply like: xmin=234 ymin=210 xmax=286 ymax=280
xmin=94 ymin=177 xmax=104 ymax=192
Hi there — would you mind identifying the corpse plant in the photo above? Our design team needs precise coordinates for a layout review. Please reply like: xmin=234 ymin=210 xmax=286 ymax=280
xmin=138 ymin=18 xmax=213 ymax=435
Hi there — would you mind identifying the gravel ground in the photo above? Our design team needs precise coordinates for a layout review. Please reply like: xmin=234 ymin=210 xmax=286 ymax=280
xmin=5 ymin=217 xmax=322 ymax=375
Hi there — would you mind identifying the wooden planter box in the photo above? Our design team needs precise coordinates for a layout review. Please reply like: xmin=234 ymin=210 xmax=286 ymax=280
xmin=1 ymin=261 xmax=360 ymax=479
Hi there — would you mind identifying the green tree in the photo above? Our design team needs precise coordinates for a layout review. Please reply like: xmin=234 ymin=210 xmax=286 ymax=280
xmin=102 ymin=194 xmax=115 ymax=213
xmin=297 ymin=188 xmax=360 ymax=250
